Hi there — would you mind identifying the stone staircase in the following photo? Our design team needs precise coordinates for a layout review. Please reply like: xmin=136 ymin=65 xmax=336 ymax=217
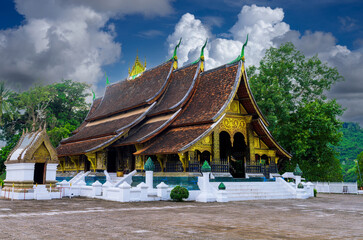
xmin=210 ymin=180 xmax=296 ymax=201
xmin=108 ymin=172 xmax=124 ymax=184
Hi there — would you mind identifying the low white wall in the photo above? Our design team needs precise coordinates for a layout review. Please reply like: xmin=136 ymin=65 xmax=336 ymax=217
xmin=313 ymin=182 xmax=358 ymax=194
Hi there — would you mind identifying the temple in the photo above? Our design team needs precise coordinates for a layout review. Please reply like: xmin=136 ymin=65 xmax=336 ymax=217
xmin=56 ymin=39 xmax=291 ymax=179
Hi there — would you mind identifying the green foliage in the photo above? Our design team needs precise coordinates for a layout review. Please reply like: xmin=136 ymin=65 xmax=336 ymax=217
xmin=0 ymin=79 xmax=90 ymax=148
xmin=313 ymin=188 xmax=317 ymax=197
xmin=0 ymin=178 xmax=4 ymax=187
xmin=333 ymin=122 xmax=363 ymax=182
xmin=0 ymin=134 xmax=21 ymax=174
xmin=248 ymin=42 xmax=344 ymax=182
xmin=170 ymin=186 xmax=189 ymax=201
xmin=297 ymin=183 xmax=304 ymax=189
xmin=0 ymin=172 xmax=5 ymax=180
xmin=357 ymin=151 xmax=363 ymax=188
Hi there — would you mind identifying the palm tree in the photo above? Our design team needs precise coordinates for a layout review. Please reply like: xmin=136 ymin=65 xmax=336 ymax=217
xmin=0 ymin=81 xmax=13 ymax=126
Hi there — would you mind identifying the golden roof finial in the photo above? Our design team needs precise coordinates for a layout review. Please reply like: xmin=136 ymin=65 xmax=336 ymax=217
xmin=128 ymin=51 xmax=146 ymax=80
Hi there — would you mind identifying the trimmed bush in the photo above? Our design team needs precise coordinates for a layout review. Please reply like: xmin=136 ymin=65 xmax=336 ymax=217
xmin=297 ymin=183 xmax=304 ymax=188
xmin=314 ymin=188 xmax=317 ymax=197
xmin=170 ymin=186 xmax=189 ymax=201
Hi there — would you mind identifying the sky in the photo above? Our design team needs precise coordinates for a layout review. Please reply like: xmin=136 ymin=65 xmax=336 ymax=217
xmin=0 ymin=0 xmax=362 ymax=126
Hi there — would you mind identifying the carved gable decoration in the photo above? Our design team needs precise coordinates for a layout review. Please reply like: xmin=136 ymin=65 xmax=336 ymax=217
xmin=6 ymin=128 xmax=58 ymax=164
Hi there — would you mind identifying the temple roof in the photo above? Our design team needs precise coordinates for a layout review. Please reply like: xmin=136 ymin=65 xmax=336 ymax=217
xmin=7 ymin=128 xmax=58 ymax=164
xmin=148 ymin=62 xmax=200 ymax=116
xmin=134 ymin=123 xmax=214 ymax=155
xmin=56 ymin=48 xmax=290 ymax=159
xmin=171 ymin=62 xmax=240 ymax=127
xmin=57 ymin=136 xmax=114 ymax=157
xmin=87 ymin=60 xmax=174 ymax=121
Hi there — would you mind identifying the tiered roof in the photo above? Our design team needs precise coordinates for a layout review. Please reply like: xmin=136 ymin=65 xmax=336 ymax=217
xmin=57 ymin=44 xmax=291 ymax=159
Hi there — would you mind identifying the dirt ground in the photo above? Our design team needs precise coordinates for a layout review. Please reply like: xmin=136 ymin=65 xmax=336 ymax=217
xmin=0 ymin=194 xmax=362 ymax=240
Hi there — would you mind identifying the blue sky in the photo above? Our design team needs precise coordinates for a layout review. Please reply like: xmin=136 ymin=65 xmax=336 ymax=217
xmin=0 ymin=0 xmax=362 ymax=125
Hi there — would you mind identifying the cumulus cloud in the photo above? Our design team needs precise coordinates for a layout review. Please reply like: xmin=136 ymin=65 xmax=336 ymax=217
xmin=168 ymin=5 xmax=290 ymax=68
xmin=0 ymin=0 xmax=173 ymax=91
xmin=167 ymin=4 xmax=363 ymax=125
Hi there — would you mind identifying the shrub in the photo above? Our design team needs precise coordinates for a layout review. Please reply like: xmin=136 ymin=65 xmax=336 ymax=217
xmin=0 ymin=178 xmax=4 ymax=188
xmin=170 ymin=186 xmax=189 ymax=202
xmin=314 ymin=188 xmax=317 ymax=197
xmin=297 ymin=183 xmax=304 ymax=188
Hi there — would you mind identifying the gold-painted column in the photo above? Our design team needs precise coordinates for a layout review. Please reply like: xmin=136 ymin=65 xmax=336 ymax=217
xmin=70 ymin=156 xmax=80 ymax=172
xmin=212 ymin=130 xmax=220 ymax=161
xmin=85 ymin=153 xmax=97 ymax=172
xmin=178 ymin=153 xmax=188 ymax=172
xmin=156 ymin=154 xmax=166 ymax=172
xmin=247 ymin=123 xmax=255 ymax=165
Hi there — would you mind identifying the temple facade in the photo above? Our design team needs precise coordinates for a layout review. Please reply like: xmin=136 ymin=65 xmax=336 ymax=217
xmin=56 ymin=40 xmax=291 ymax=178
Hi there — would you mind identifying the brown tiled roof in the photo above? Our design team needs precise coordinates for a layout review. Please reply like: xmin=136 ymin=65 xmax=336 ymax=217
xmin=148 ymin=62 xmax=199 ymax=116
xmin=87 ymin=60 xmax=173 ymax=121
xmin=134 ymin=124 xmax=213 ymax=155
xmin=238 ymin=70 xmax=269 ymax=127
xmin=172 ymin=62 xmax=240 ymax=127
xmin=115 ymin=120 xmax=167 ymax=146
xmin=57 ymin=136 xmax=114 ymax=157
xmin=62 ymin=113 xmax=143 ymax=143
xmin=252 ymin=119 xmax=292 ymax=158
xmin=72 ymin=98 xmax=102 ymax=134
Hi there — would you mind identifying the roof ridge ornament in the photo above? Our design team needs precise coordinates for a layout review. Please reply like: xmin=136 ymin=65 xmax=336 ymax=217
xmin=128 ymin=51 xmax=147 ymax=80
xmin=172 ymin=38 xmax=182 ymax=69
xmin=191 ymin=38 xmax=208 ymax=71
xmin=229 ymin=34 xmax=248 ymax=64
xmin=92 ymin=89 xmax=96 ymax=101
xmin=105 ymin=72 xmax=110 ymax=85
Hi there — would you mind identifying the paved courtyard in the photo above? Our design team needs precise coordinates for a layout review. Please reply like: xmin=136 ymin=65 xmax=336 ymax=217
xmin=0 ymin=194 xmax=362 ymax=239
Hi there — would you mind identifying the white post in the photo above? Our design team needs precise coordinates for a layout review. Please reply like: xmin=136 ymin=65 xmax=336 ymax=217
xmin=119 ymin=182 xmax=131 ymax=202
xmin=137 ymin=182 xmax=148 ymax=201
xmin=196 ymin=172 xmax=216 ymax=202
xmin=92 ymin=180 xmax=102 ymax=197
xmin=145 ymin=170 xmax=153 ymax=191
xmin=295 ymin=175 xmax=301 ymax=189
xmin=157 ymin=182 xmax=169 ymax=200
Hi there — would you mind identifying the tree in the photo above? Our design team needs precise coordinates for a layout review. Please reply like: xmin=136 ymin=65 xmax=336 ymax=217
xmin=248 ymin=42 xmax=344 ymax=181
xmin=0 ymin=81 xmax=14 ymax=126
xmin=17 ymin=85 xmax=55 ymax=130
xmin=357 ymin=152 xmax=363 ymax=188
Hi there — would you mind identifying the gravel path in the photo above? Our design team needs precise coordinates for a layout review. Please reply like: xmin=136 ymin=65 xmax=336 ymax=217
xmin=0 ymin=194 xmax=362 ymax=239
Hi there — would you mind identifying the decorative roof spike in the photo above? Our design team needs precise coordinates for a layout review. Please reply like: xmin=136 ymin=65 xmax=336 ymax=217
xmin=293 ymin=163 xmax=303 ymax=176
xmin=105 ymin=72 xmax=110 ymax=85
xmin=92 ymin=89 xmax=96 ymax=101
xmin=201 ymin=160 xmax=211 ymax=172
xmin=172 ymin=38 xmax=182 ymax=61
xmin=200 ymin=38 xmax=208 ymax=61
xmin=191 ymin=39 xmax=208 ymax=64
xmin=228 ymin=34 xmax=249 ymax=64
xmin=128 ymin=51 xmax=147 ymax=79
xmin=172 ymin=38 xmax=182 ymax=69
xmin=144 ymin=157 xmax=155 ymax=171
xmin=240 ymin=34 xmax=248 ymax=62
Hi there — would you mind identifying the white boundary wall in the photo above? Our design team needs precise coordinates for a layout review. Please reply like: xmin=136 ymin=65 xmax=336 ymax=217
xmin=313 ymin=182 xmax=358 ymax=194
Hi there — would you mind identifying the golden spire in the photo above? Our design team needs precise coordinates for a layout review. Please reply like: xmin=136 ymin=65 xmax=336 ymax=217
xmin=128 ymin=51 xmax=146 ymax=80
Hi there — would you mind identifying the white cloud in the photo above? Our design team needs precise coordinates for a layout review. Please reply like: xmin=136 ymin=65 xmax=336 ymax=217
xmin=0 ymin=0 xmax=173 ymax=91
xmin=168 ymin=5 xmax=290 ymax=69
xmin=167 ymin=13 xmax=211 ymax=67
xmin=167 ymin=4 xmax=363 ymax=125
